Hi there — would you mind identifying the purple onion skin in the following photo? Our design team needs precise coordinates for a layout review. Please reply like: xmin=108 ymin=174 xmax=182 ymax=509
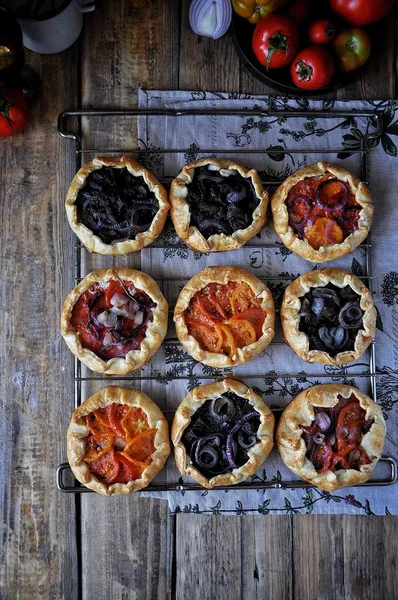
xmin=314 ymin=412 xmax=331 ymax=432
xmin=225 ymin=412 xmax=259 ymax=469
xmin=189 ymin=0 xmax=232 ymax=40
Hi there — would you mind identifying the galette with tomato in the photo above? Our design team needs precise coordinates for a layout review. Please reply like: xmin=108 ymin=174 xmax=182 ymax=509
xmin=170 ymin=158 xmax=268 ymax=252
xmin=174 ymin=266 xmax=275 ymax=367
xmin=172 ymin=378 xmax=275 ymax=488
xmin=271 ymin=162 xmax=373 ymax=262
xmin=61 ymin=268 xmax=168 ymax=375
xmin=276 ymin=383 xmax=386 ymax=491
xmin=67 ymin=386 xmax=170 ymax=495
xmin=281 ymin=268 xmax=376 ymax=365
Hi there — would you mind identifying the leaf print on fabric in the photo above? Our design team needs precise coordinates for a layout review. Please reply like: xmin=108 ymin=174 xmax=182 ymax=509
xmin=137 ymin=138 xmax=164 ymax=173
xmin=275 ymin=242 xmax=293 ymax=262
xmin=376 ymin=366 xmax=398 ymax=418
xmin=381 ymin=271 xmax=398 ymax=306
xmin=211 ymin=500 xmax=222 ymax=515
xmin=184 ymin=142 xmax=200 ymax=164
xmin=258 ymin=500 xmax=271 ymax=514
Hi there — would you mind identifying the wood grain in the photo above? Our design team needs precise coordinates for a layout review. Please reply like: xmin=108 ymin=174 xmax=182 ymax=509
xmin=0 ymin=48 xmax=79 ymax=598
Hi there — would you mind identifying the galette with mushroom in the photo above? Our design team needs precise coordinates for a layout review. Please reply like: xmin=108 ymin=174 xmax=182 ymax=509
xmin=170 ymin=158 xmax=268 ymax=252
xmin=172 ymin=378 xmax=275 ymax=488
xmin=281 ymin=268 xmax=376 ymax=365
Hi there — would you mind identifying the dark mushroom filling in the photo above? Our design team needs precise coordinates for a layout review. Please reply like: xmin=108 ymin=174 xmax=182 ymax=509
xmin=70 ymin=278 xmax=156 ymax=360
xmin=186 ymin=166 xmax=260 ymax=239
xmin=75 ymin=166 xmax=159 ymax=244
xmin=299 ymin=283 xmax=364 ymax=356
xmin=181 ymin=393 xmax=261 ymax=478
xmin=301 ymin=394 xmax=373 ymax=474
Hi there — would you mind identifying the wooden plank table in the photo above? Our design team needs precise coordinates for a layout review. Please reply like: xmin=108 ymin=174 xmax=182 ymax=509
xmin=1 ymin=2 xmax=397 ymax=599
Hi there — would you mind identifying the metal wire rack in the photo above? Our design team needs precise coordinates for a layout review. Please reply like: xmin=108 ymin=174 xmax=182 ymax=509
xmin=56 ymin=107 xmax=397 ymax=493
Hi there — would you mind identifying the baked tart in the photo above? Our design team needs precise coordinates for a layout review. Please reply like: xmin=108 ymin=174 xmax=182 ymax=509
xmin=172 ymin=378 xmax=275 ymax=489
xmin=61 ymin=268 xmax=168 ymax=375
xmin=169 ymin=158 xmax=268 ymax=252
xmin=174 ymin=266 xmax=275 ymax=368
xmin=276 ymin=384 xmax=386 ymax=491
xmin=67 ymin=386 xmax=170 ymax=495
xmin=281 ymin=268 xmax=376 ymax=365
xmin=65 ymin=156 xmax=169 ymax=254
xmin=271 ymin=162 xmax=373 ymax=262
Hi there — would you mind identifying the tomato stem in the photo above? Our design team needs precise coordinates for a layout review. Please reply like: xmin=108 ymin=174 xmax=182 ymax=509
xmin=295 ymin=59 xmax=313 ymax=82
xmin=266 ymin=30 xmax=289 ymax=69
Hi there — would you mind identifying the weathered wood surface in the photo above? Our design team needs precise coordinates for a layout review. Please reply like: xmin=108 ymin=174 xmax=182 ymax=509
xmin=1 ymin=1 xmax=397 ymax=599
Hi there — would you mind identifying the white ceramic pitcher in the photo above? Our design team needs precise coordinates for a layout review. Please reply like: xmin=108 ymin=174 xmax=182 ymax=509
xmin=18 ymin=0 xmax=95 ymax=54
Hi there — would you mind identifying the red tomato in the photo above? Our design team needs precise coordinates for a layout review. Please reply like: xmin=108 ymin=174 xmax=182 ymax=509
xmin=310 ymin=442 xmax=333 ymax=473
xmin=0 ymin=85 xmax=28 ymax=137
xmin=336 ymin=401 xmax=365 ymax=429
xmin=291 ymin=46 xmax=335 ymax=90
xmin=287 ymin=0 xmax=312 ymax=23
xmin=308 ymin=20 xmax=336 ymax=45
xmin=114 ymin=452 xmax=136 ymax=483
xmin=107 ymin=403 xmax=129 ymax=438
xmin=333 ymin=28 xmax=371 ymax=72
xmin=252 ymin=15 xmax=300 ymax=69
xmin=230 ymin=307 xmax=265 ymax=338
xmin=329 ymin=0 xmax=394 ymax=26
xmin=90 ymin=450 xmax=120 ymax=484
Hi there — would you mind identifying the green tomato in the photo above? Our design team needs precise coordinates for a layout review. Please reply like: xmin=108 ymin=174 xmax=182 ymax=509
xmin=333 ymin=28 xmax=371 ymax=72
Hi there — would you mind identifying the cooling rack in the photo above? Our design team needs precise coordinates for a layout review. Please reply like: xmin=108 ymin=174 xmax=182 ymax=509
xmin=56 ymin=107 xmax=397 ymax=493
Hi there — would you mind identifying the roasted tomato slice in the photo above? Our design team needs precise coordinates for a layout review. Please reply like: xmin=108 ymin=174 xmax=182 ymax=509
xmin=310 ymin=442 xmax=333 ymax=473
xmin=305 ymin=217 xmax=344 ymax=249
xmin=90 ymin=450 xmax=120 ymax=484
xmin=86 ymin=412 xmax=114 ymax=440
xmin=113 ymin=452 xmax=137 ymax=483
xmin=121 ymin=407 xmax=149 ymax=440
xmin=337 ymin=401 xmax=365 ymax=429
xmin=124 ymin=429 xmax=157 ymax=463
xmin=226 ymin=318 xmax=257 ymax=347
xmin=331 ymin=443 xmax=356 ymax=469
xmin=219 ymin=324 xmax=237 ymax=357
xmin=186 ymin=319 xmax=224 ymax=353
xmin=230 ymin=283 xmax=255 ymax=314
xmin=230 ymin=307 xmax=265 ymax=338
xmin=84 ymin=434 xmax=114 ymax=463
xmin=104 ymin=279 xmax=125 ymax=305
xmin=107 ymin=404 xmax=129 ymax=438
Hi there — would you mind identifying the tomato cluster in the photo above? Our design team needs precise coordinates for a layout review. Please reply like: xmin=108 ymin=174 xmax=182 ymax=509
xmin=233 ymin=0 xmax=394 ymax=90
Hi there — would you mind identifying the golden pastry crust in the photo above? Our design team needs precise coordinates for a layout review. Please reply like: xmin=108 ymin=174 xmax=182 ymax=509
xmin=271 ymin=161 xmax=373 ymax=262
xmin=169 ymin=158 xmax=268 ymax=252
xmin=65 ymin=156 xmax=169 ymax=254
xmin=276 ymin=384 xmax=386 ymax=491
xmin=281 ymin=268 xmax=376 ymax=365
xmin=174 ymin=266 xmax=275 ymax=367
xmin=172 ymin=378 xmax=275 ymax=488
xmin=60 ymin=268 xmax=168 ymax=375
xmin=67 ymin=386 xmax=170 ymax=495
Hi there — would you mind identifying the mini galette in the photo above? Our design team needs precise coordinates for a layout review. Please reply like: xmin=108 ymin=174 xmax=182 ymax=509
xmin=169 ymin=158 xmax=268 ymax=252
xmin=271 ymin=162 xmax=373 ymax=262
xmin=174 ymin=266 xmax=275 ymax=368
xmin=281 ymin=268 xmax=376 ymax=365
xmin=66 ymin=156 xmax=169 ymax=254
xmin=276 ymin=384 xmax=385 ymax=491
xmin=172 ymin=378 xmax=275 ymax=488
xmin=61 ymin=268 xmax=168 ymax=375
xmin=67 ymin=386 xmax=170 ymax=495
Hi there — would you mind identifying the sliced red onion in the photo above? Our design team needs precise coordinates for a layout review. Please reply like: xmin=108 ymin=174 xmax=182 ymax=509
xmin=195 ymin=444 xmax=219 ymax=469
xmin=237 ymin=433 xmax=257 ymax=449
xmin=336 ymin=426 xmax=349 ymax=440
xmin=363 ymin=418 xmax=375 ymax=433
xmin=197 ymin=217 xmax=230 ymax=235
xmin=315 ymin=179 xmax=349 ymax=212
xmin=103 ymin=332 xmax=114 ymax=347
xmin=314 ymin=412 xmax=331 ymax=432
xmin=348 ymin=449 xmax=361 ymax=463
xmin=189 ymin=0 xmax=232 ymax=40
xmin=225 ymin=436 xmax=238 ymax=468
xmin=96 ymin=310 xmax=118 ymax=328
xmin=110 ymin=293 xmax=128 ymax=308
xmin=134 ymin=311 xmax=144 ymax=326
xmin=338 ymin=301 xmax=363 ymax=329
xmin=286 ymin=194 xmax=312 ymax=222
xmin=210 ymin=395 xmax=236 ymax=423
xmin=313 ymin=432 xmax=325 ymax=445
xmin=302 ymin=432 xmax=314 ymax=453
xmin=324 ymin=219 xmax=337 ymax=243
xmin=326 ymin=433 xmax=336 ymax=446
xmin=318 ymin=326 xmax=348 ymax=351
